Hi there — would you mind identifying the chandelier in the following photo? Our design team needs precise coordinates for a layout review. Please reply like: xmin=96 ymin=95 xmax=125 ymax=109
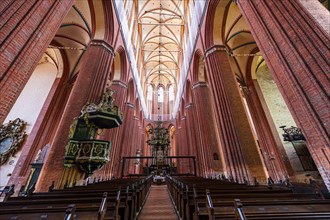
xmin=280 ymin=125 xmax=305 ymax=142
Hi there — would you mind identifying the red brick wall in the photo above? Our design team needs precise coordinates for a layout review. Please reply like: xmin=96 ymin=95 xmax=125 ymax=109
xmin=0 ymin=0 xmax=74 ymax=123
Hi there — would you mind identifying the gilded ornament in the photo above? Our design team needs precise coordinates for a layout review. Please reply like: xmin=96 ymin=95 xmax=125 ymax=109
xmin=0 ymin=118 xmax=27 ymax=165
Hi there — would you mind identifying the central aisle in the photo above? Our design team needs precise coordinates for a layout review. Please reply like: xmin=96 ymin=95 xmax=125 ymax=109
xmin=138 ymin=184 xmax=178 ymax=220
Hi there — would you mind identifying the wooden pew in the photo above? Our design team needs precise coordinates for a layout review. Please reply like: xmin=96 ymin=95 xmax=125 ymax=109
xmin=206 ymin=196 xmax=330 ymax=220
xmin=0 ymin=176 xmax=153 ymax=220
xmin=167 ymin=176 xmax=330 ymax=220
xmin=0 ymin=190 xmax=120 ymax=220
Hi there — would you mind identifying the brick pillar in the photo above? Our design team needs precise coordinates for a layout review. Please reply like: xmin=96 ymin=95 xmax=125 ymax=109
xmin=36 ymin=40 xmax=114 ymax=191
xmin=186 ymin=103 xmax=202 ymax=176
xmin=192 ymin=82 xmax=224 ymax=177
xmin=139 ymin=125 xmax=146 ymax=173
xmin=180 ymin=117 xmax=190 ymax=173
xmin=237 ymin=0 xmax=330 ymax=190
xmin=242 ymin=84 xmax=293 ymax=181
xmin=205 ymin=46 xmax=267 ymax=182
xmin=0 ymin=0 xmax=74 ymax=123
xmin=124 ymin=106 xmax=136 ymax=175
xmin=116 ymin=103 xmax=135 ymax=177
xmin=138 ymin=126 xmax=144 ymax=174
xmin=176 ymin=125 xmax=183 ymax=173
xmin=106 ymin=81 xmax=128 ymax=178
xmin=94 ymin=80 xmax=128 ymax=179
xmin=185 ymin=103 xmax=200 ymax=174
xmin=132 ymin=122 xmax=143 ymax=175
xmin=128 ymin=116 xmax=140 ymax=174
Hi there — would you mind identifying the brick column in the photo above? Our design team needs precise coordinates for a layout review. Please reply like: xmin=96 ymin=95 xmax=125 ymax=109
xmin=205 ymin=46 xmax=266 ymax=182
xmin=106 ymin=81 xmax=128 ymax=178
xmin=36 ymin=40 xmax=114 ymax=191
xmin=237 ymin=0 xmax=330 ymax=190
xmin=94 ymin=80 xmax=128 ymax=179
xmin=185 ymin=104 xmax=202 ymax=175
xmin=174 ymin=116 xmax=180 ymax=172
xmin=128 ymin=116 xmax=140 ymax=174
xmin=192 ymin=82 xmax=224 ymax=177
xmin=175 ymin=125 xmax=183 ymax=173
xmin=115 ymin=103 xmax=135 ymax=177
xmin=137 ymin=126 xmax=144 ymax=174
xmin=243 ymin=83 xmax=295 ymax=182
xmin=180 ymin=117 xmax=190 ymax=173
xmin=0 ymin=0 xmax=74 ymax=123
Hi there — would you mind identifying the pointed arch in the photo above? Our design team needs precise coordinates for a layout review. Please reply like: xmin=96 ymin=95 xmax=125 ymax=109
xmin=185 ymin=80 xmax=192 ymax=105
xmin=112 ymin=47 xmax=128 ymax=83
xmin=126 ymin=79 xmax=136 ymax=104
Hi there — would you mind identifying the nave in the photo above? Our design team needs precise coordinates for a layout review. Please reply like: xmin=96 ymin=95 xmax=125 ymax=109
xmin=137 ymin=184 xmax=177 ymax=220
xmin=1 ymin=1 xmax=329 ymax=218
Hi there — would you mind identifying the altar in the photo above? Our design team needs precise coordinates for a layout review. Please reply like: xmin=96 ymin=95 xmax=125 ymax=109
xmin=153 ymin=175 xmax=165 ymax=185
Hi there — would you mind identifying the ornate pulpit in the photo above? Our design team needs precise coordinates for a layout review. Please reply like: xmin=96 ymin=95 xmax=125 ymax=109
xmin=64 ymin=89 xmax=123 ymax=177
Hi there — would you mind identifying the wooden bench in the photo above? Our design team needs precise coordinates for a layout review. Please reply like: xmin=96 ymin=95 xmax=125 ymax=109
xmin=167 ymin=176 xmax=330 ymax=220
xmin=206 ymin=196 xmax=330 ymax=220
xmin=0 ymin=176 xmax=153 ymax=220
xmin=0 ymin=190 xmax=121 ymax=220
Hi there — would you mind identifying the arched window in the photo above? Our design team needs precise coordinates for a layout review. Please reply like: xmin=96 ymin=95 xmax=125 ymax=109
xmin=158 ymin=87 xmax=164 ymax=103
xmin=169 ymin=84 xmax=174 ymax=101
xmin=147 ymin=84 xmax=153 ymax=101
xmin=213 ymin=153 xmax=219 ymax=160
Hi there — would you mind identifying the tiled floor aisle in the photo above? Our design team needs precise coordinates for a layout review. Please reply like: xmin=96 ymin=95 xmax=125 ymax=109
xmin=138 ymin=184 xmax=178 ymax=220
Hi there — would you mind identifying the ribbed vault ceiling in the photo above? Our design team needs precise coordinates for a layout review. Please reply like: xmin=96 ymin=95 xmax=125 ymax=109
xmin=138 ymin=0 xmax=184 ymax=89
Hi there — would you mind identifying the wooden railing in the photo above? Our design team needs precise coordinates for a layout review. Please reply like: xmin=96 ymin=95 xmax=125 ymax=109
xmin=64 ymin=204 xmax=76 ymax=220
xmin=98 ymin=192 xmax=107 ymax=220
xmin=234 ymin=199 xmax=246 ymax=220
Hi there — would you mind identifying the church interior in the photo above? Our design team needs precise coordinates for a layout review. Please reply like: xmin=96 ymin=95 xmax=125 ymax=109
xmin=0 ymin=0 xmax=329 ymax=219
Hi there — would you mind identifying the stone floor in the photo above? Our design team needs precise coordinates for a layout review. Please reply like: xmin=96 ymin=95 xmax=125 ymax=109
xmin=137 ymin=184 xmax=178 ymax=220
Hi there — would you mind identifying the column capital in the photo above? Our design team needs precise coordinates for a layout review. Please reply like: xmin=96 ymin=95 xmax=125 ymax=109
xmin=239 ymin=85 xmax=249 ymax=98
xmin=205 ymin=45 xmax=227 ymax=58
xmin=241 ymin=84 xmax=249 ymax=93
xmin=111 ymin=80 xmax=128 ymax=89
xmin=89 ymin=39 xmax=114 ymax=55
xmin=125 ymin=102 xmax=135 ymax=109
xmin=192 ymin=81 xmax=207 ymax=90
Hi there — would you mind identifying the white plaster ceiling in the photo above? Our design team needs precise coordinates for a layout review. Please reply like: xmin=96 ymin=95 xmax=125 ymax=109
xmin=50 ymin=1 xmax=92 ymax=81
